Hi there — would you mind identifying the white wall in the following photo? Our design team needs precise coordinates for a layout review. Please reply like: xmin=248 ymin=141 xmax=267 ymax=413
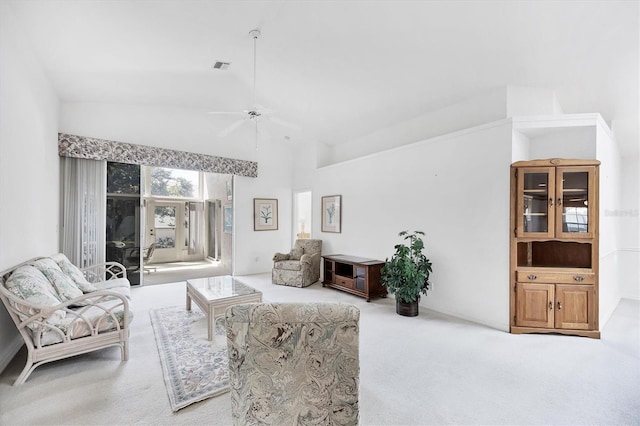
xmin=506 ymin=86 xmax=563 ymax=116
xmin=233 ymin=149 xmax=294 ymax=275
xmin=313 ymin=121 xmax=514 ymax=331
xmin=596 ymin=124 xmax=624 ymax=325
xmin=0 ymin=2 xmax=60 ymax=372
xmin=319 ymin=87 xmax=508 ymax=167
xmin=618 ymin=155 xmax=640 ymax=300
xmin=59 ymin=102 xmax=294 ymax=278
xmin=511 ymin=130 xmax=530 ymax=162
xmin=528 ymin=126 xmax=597 ymax=160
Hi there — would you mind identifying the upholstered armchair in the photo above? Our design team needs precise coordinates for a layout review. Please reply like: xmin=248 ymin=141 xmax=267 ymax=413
xmin=225 ymin=303 xmax=360 ymax=426
xmin=272 ymin=239 xmax=322 ymax=287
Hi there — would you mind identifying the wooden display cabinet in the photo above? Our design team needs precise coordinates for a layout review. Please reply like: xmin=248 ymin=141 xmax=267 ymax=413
xmin=322 ymin=254 xmax=387 ymax=302
xmin=510 ymin=159 xmax=600 ymax=338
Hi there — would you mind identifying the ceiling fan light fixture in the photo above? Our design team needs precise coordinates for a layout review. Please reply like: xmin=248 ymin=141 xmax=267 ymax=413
xmin=249 ymin=29 xmax=261 ymax=39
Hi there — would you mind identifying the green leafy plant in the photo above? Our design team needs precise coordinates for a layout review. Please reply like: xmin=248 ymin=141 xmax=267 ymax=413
xmin=381 ymin=230 xmax=433 ymax=303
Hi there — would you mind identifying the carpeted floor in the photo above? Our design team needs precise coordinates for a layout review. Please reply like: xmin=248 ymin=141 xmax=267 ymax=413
xmin=0 ymin=273 xmax=638 ymax=425
xmin=142 ymin=260 xmax=230 ymax=286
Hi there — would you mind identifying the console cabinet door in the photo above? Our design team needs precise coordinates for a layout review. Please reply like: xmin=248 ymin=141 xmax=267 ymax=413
xmin=515 ymin=283 xmax=555 ymax=328
xmin=323 ymin=259 xmax=335 ymax=284
xmin=555 ymin=285 xmax=595 ymax=330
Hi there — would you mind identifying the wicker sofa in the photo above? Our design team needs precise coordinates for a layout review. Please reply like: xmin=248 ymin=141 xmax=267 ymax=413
xmin=0 ymin=253 xmax=134 ymax=385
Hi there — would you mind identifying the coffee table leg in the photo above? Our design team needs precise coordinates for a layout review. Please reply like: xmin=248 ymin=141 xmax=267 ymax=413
xmin=186 ymin=290 xmax=192 ymax=311
xmin=208 ymin=307 xmax=215 ymax=341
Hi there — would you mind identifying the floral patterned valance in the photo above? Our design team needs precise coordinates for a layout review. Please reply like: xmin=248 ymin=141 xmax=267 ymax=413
xmin=58 ymin=133 xmax=258 ymax=178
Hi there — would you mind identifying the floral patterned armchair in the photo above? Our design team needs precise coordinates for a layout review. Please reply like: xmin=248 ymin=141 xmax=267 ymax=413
xmin=225 ymin=303 xmax=360 ymax=425
xmin=272 ymin=239 xmax=322 ymax=287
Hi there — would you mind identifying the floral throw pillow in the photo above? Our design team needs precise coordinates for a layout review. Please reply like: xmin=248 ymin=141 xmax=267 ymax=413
xmin=50 ymin=253 xmax=97 ymax=293
xmin=33 ymin=258 xmax=83 ymax=302
xmin=5 ymin=265 xmax=66 ymax=325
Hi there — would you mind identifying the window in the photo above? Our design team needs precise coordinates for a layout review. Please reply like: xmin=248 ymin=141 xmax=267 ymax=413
xmin=107 ymin=162 xmax=140 ymax=195
xmin=146 ymin=166 xmax=201 ymax=199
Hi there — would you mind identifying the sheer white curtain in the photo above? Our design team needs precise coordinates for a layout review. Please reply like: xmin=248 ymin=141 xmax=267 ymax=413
xmin=61 ymin=157 xmax=107 ymax=268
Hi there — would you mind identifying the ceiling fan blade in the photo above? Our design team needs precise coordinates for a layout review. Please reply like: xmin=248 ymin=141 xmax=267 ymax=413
xmin=268 ymin=116 xmax=300 ymax=130
xmin=218 ymin=119 xmax=247 ymax=138
xmin=250 ymin=104 xmax=275 ymax=115
xmin=257 ymin=119 xmax=271 ymax=142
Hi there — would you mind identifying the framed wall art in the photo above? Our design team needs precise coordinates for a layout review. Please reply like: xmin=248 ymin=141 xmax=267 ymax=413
xmin=321 ymin=195 xmax=342 ymax=233
xmin=254 ymin=198 xmax=278 ymax=231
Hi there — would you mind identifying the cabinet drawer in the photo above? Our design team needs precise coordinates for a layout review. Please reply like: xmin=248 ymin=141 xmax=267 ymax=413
xmin=335 ymin=275 xmax=354 ymax=289
xmin=517 ymin=271 xmax=595 ymax=284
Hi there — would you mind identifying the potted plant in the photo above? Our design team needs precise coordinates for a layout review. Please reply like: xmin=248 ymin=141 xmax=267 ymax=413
xmin=381 ymin=230 xmax=433 ymax=317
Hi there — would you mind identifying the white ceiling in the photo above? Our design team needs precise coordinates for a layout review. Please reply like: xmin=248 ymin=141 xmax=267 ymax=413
xmin=7 ymin=0 xmax=639 ymax=154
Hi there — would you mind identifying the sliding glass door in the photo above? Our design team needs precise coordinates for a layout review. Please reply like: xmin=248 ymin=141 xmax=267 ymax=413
xmin=106 ymin=162 xmax=141 ymax=285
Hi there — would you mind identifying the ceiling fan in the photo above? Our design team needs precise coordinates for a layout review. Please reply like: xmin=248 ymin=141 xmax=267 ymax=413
xmin=209 ymin=29 xmax=297 ymax=149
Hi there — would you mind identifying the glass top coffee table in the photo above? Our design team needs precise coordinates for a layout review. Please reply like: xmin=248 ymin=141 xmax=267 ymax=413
xmin=186 ymin=275 xmax=262 ymax=341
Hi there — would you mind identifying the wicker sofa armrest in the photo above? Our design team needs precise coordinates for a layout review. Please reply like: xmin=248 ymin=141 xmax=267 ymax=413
xmin=81 ymin=261 xmax=127 ymax=283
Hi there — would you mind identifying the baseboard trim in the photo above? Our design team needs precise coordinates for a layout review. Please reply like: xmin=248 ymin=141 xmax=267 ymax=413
xmin=0 ymin=336 xmax=23 ymax=375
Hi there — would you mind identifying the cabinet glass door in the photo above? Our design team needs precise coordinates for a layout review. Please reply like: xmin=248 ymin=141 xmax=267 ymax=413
xmin=517 ymin=167 xmax=555 ymax=238
xmin=556 ymin=167 xmax=596 ymax=239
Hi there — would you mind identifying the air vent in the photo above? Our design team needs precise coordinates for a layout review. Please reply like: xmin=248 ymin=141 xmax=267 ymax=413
xmin=212 ymin=61 xmax=231 ymax=70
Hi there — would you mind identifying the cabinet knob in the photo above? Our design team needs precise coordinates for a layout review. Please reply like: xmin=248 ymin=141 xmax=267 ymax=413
xmin=549 ymin=197 xmax=554 ymax=206
xmin=557 ymin=197 xmax=563 ymax=206
xmin=574 ymin=276 xmax=584 ymax=282
xmin=549 ymin=301 xmax=553 ymax=310
xmin=527 ymin=274 xmax=537 ymax=280
xmin=557 ymin=301 xmax=563 ymax=311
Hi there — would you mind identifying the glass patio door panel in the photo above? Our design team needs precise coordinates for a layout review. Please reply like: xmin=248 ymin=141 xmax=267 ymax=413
xmin=147 ymin=201 xmax=183 ymax=262
xmin=517 ymin=167 xmax=555 ymax=238
xmin=106 ymin=162 xmax=141 ymax=285
xmin=154 ymin=206 xmax=176 ymax=248
xmin=555 ymin=166 xmax=596 ymax=239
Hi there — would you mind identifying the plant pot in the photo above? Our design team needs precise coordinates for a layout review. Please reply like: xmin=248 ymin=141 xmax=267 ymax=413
xmin=396 ymin=299 xmax=419 ymax=317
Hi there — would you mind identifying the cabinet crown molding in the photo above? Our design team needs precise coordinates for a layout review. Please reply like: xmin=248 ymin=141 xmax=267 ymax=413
xmin=511 ymin=158 xmax=601 ymax=168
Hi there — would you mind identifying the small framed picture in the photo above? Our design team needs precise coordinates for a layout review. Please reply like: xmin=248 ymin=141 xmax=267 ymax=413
xmin=223 ymin=205 xmax=233 ymax=234
xmin=254 ymin=198 xmax=278 ymax=231
xmin=321 ymin=195 xmax=341 ymax=233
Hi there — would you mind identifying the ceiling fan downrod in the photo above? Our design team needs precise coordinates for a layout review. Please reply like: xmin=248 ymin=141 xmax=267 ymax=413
xmin=249 ymin=29 xmax=260 ymax=108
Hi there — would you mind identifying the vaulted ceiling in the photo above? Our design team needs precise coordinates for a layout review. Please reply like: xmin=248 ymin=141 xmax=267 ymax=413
xmin=7 ymin=0 xmax=639 ymax=154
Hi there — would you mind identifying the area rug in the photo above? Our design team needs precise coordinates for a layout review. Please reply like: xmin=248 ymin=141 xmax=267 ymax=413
xmin=149 ymin=306 xmax=230 ymax=411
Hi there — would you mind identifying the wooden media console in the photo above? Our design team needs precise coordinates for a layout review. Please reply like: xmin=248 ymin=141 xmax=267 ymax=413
xmin=322 ymin=254 xmax=387 ymax=302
